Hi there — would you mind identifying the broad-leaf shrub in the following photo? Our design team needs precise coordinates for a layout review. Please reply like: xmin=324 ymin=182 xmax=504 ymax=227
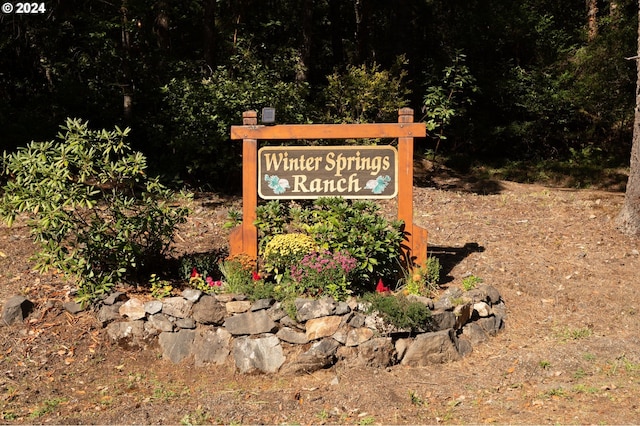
xmin=149 ymin=46 xmax=310 ymax=189
xmin=255 ymin=198 xmax=404 ymax=289
xmin=0 ymin=119 xmax=190 ymax=304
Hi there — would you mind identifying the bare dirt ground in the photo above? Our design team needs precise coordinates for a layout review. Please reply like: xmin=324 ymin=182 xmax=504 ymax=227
xmin=1 ymin=165 xmax=640 ymax=425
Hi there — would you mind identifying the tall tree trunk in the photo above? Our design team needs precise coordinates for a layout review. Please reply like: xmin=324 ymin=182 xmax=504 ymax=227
xmin=617 ymin=1 xmax=640 ymax=235
xmin=121 ymin=1 xmax=133 ymax=122
xmin=610 ymin=0 xmax=621 ymax=29
xmin=297 ymin=0 xmax=312 ymax=82
xmin=354 ymin=0 xmax=370 ymax=63
xmin=154 ymin=2 xmax=171 ymax=50
xmin=586 ymin=0 xmax=598 ymax=41
xmin=203 ymin=0 xmax=216 ymax=69
xmin=328 ymin=0 xmax=344 ymax=67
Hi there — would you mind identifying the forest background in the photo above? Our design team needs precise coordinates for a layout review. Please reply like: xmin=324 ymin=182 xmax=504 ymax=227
xmin=0 ymin=0 xmax=635 ymax=191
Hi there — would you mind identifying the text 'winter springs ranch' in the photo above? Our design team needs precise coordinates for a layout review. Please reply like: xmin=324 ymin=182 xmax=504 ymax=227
xmin=258 ymin=146 xmax=398 ymax=199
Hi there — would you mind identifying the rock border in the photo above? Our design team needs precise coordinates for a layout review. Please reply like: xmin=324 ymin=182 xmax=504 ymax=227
xmin=2 ymin=285 xmax=505 ymax=374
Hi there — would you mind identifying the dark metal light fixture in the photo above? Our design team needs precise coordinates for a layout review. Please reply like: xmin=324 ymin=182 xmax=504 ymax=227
xmin=261 ymin=107 xmax=276 ymax=124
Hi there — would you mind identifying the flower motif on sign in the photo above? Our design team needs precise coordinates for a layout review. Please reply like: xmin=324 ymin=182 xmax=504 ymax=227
xmin=364 ymin=175 xmax=391 ymax=194
xmin=265 ymin=174 xmax=290 ymax=195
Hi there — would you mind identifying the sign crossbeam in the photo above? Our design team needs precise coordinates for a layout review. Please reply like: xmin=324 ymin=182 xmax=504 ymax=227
xmin=231 ymin=122 xmax=426 ymax=140
xmin=229 ymin=108 xmax=429 ymax=269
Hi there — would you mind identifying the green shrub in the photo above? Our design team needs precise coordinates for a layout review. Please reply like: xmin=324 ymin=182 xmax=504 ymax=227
xmin=148 ymin=46 xmax=310 ymax=189
xmin=299 ymin=197 xmax=404 ymax=287
xmin=0 ymin=118 xmax=190 ymax=305
xmin=324 ymin=58 xmax=410 ymax=124
xmin=255 ymin=198 xmax=405 ymax=294
xmin=362 ymin=293 xmax=431 ymax=333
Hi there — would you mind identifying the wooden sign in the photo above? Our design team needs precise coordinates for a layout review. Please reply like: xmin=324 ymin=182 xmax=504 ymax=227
xmin=258 ymin=146 xmax=398 ymax=199
xmin=229 ymin=108 xmax=428 ymax=268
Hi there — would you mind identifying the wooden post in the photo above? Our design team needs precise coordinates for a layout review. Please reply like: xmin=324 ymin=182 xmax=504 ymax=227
xmin=398 ymin=108 xmax=428 ymax=267
xmin=229 ymin=111 xmax=259 ymax=260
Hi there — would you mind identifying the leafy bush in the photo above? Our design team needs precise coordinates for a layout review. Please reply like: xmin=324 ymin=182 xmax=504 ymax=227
xmin=0 ymin=118 xmax=190 ymax=304
xmin=256 ymin=197 xmax=404 ymax=289
xmin=148 ymin=47 xmax=310 ymax=189
xmin=324 ymin=58 xmax=410 ymax=124
xmin=300 ymin=198 xmax=404 ymax=287
xmin=363 ymin=293 xmax=432 ymax=333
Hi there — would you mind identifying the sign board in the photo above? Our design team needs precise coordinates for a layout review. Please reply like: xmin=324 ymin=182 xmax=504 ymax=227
xmin=258 ymin=146 xmax=398 ymax=199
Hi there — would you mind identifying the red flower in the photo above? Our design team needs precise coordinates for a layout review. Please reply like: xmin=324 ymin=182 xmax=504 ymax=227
xmin=376 ymin=278 xmax=390 ymax=293
xmin=190 ymin=267 xmax=199 ymax=278
xmin=252 ymin=271 xmax=261 ymax=281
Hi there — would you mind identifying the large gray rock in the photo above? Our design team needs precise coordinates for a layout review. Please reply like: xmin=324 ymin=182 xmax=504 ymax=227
xmin=97 ymin=303 xmax=122 ymax=326
xmin=62 ymin=301 xmax=83 ymax=314
xmin=394 ymin=338 xmax=411 ymax=362
xmin=181 ymin=288 xmax=202 ymax=302
xmin=251 ymin=298 xmax=275 ymax=311
xmin=103 ymin=292 xmax=127 ymax=305
xmin=159 ymin=330 xmax=196 ymax=363
xmin=224 ymin=310 xmax=277 ymax=335
xmin=233 ymin=334 xmax=285 ymax=373
xmin=192 ymin=295 xmax=226 ymax=325
xmin=295 ymin=297 xmax=336 ymax=322
xmin=144 ymin=300 xmax=163 ymax=315
xmin=282 ymin=338 xmax=340 ymax=374
xmin=119 ymin=298 xmax=146 ymax=320
xmin=305 ymin=315 xmax=342 ymax=340
xmin=106 ymin=320 xmax=146 ymax=349
xmin=345 ymin=327 xmax=374 ymax=347
xmin=175 ymin=318 xmax=196 ymax=329
xmin=429 ymin=309 xmax=456 ymax=331
xmin=401 ymin=329 xmax=461 ymax=366
xmin=276 ymin=327 xmax=309 ymax=344
xmin=480 ymin=284 xmax=502 ymax=305
xmin=193 ymin=328 xmax=232 ymax=367
xmin=146 ymin=313 xmax=174 ymax=333
xmin=476 ymin=315 xmax=505 ymax=336
xmin=161 ymin=297 xmax=193 ymax=319
xmin=461 ymin=322 xmax=489 ymax=346
xmin=433 ymin=288 xmax=463 ymax=311
xmin=1 ymin=296 xmax=34 ymax=326
xmin=355 ymin=337 xmax=394 ymax=367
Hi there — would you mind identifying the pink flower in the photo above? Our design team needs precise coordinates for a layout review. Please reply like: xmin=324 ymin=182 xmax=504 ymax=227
xmin=206 ymin=276 xmax=222 ymax=287
xmin=252 ymin=271 xmax=261 ymax=281
xmin=376 ymin=278 xmax=390 ymax=293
